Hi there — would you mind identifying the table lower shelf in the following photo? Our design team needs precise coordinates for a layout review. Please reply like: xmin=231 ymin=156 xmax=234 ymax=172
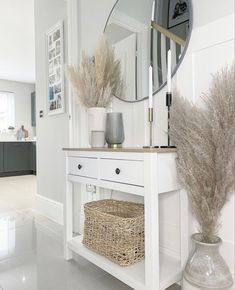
xmin=67 ymin=236 xmax=182 ymax=290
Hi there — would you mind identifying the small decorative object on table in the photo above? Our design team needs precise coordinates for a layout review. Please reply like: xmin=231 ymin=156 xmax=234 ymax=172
xmin=83 ymin=199 xmax=144 ymax=266
xmin=8 ymin=126 xmax=15 ymax=132
xmin=170 ymin=64 xmax=235 ymax=290
xmin=15 ymin=125 xmax=28 ymax=140
xmin=105 ymin=112 xmax=125 ymax=148
xmin=65 ymin=35 xmax=124 ymax=147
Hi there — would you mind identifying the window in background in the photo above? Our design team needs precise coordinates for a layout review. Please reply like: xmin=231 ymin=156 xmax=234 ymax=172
xmin=0 ymin=92 xmax=15 ymax=131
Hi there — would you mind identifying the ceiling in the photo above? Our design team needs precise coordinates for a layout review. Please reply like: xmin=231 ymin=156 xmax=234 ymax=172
xmin=0 ymin=0 xmax=35 ymax=84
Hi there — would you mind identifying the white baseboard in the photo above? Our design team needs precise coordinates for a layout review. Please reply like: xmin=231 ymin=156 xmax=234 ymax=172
xmin=35 ymin=194 xmax=64 ymax=225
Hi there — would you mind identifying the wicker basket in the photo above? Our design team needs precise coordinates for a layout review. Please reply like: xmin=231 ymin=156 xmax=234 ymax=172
xmin=83 ymin=199 xmax=145 ymax=267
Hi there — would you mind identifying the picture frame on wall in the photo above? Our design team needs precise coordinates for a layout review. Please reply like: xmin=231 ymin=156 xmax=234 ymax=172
xmin=168 ymin=0 xmax=189 ymax=29
xmin=46 ymin=20 xmax=65 ymax=116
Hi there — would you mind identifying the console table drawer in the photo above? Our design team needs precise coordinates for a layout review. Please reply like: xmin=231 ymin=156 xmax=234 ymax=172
xmin=100 ymin=159 xmax=144 ymax=186
xmin=68 ymin=157 xmax=98 ymax=179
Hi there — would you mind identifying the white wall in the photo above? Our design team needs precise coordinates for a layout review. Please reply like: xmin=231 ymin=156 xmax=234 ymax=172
xmin=75 ymin=0 xmax=235 ymax=275
xmin=34 ymin=0 xmax=69 ymax=205
xmin=0 ymin=0 xmax=35 ymax=83
xmin=0 ymin=79 xmax=35 ymax=136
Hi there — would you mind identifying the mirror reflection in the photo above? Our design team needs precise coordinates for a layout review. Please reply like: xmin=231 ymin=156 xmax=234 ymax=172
xmin=104 ymin=0 xmax=192 ymax=102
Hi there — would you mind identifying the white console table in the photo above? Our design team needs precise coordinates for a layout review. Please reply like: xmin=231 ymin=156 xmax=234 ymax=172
xmin=63 ymin=148 xmax=188 ymax=290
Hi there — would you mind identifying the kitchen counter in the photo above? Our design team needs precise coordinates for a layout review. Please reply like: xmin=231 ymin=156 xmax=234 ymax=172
xmin=0 ymin=140 xmax=36 ymax=142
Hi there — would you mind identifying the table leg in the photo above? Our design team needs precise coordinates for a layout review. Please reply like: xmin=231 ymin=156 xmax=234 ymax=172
xmin=144 ymin=154 xmax=160 ymax=290
xmin=64 ymin=180 xmax=73 ymax=260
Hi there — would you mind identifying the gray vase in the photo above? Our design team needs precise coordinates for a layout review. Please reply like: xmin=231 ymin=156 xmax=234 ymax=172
xmin=184 ymin=234 xmax=233 ymax=290
xmin=105 ymin=112 xmax=124 ymax=148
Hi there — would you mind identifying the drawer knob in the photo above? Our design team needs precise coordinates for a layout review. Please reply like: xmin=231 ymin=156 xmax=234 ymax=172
xmin=115 ymin=168 xmax=121 ymax=175
xmin=78 ymin=164 xmax=82 ymax=170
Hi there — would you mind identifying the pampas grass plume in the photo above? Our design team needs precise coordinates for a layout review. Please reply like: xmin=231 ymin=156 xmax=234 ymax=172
xmin=65 ymin=35 xmax=124 ymax=108
xmin=170 ymin=64 xmax=235 ymax=242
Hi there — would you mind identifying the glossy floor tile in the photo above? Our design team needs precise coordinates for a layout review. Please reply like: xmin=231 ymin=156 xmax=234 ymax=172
xmin=0 ymin=176 xmax=180 ymax=290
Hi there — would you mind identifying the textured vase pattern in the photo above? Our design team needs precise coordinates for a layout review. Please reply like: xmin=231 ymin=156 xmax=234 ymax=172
xmin=184 ymin=234 xmax=233 ymax=289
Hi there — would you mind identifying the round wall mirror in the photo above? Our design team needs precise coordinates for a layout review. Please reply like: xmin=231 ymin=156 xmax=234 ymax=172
xmin=104 ymin=0 xmax=192 ymax=102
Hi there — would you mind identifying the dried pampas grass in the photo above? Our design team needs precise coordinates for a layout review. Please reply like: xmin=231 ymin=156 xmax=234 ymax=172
xmin=170 ymin=64 xmax=235 ymax=242
xmin=65 ymin=36 xmax=124 ymax=108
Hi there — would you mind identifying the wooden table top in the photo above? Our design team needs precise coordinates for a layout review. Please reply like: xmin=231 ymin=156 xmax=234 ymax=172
xmin=63 ymin=147 xmax=177 ymax=153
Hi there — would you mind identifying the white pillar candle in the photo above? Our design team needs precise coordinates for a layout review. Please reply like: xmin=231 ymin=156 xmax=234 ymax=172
xmin=151 ymin=1 xmax=155 ymax=21
xmin=167 ymin=49 xmax=172 ymax=93
xmin=149 ymin=65 xmax=153 ymax=108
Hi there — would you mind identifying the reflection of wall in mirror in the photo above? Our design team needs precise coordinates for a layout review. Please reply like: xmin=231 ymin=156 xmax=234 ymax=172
xmin=105 ymin=4 xmax=151 ymax=101
xmin=116 ymin=0 xmax=153 ymax=26
xmin=114 ymin=34 xmax=137 ymax=101
xmin=105 ymin=23 xmax=133 ymax=44
xmin=111 ymin=0 xmax=154 ymax=100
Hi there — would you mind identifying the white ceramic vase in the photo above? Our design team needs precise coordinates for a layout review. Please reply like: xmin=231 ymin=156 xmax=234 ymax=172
xmin=87 ymin=107 xmax=106 ymax=147
xmin=183 ymin=234 xmax=233 ymax=290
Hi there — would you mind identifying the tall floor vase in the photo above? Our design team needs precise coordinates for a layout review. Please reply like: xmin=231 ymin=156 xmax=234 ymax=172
xmin=183 ymin=234 xmax=233 ymax=290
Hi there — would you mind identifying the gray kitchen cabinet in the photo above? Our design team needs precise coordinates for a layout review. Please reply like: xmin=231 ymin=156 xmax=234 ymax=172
xmin=31 ymin=92 xmax=36 ymax=127
xmin=0 ymin=143 xmax=3 ymax=173
xmin=0 ymin=142 xmax=36 ymax=176
xmin=30 ymin=142 xmax=37 ymax=174
xmin=4 ymin=142 xmax=31 ymax=172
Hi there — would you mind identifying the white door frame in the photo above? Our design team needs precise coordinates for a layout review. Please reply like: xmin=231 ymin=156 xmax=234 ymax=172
xmin=67 ymin=0 xmax=81 ymax=233
xmin=67 ymin=0 xmax=80 ymax=147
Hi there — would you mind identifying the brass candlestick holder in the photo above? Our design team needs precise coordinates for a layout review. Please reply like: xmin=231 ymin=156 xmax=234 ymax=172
xmin=143 ymin=107 xmax=158 ymax=148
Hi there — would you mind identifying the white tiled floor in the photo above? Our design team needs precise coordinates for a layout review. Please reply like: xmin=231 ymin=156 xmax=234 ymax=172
xmin=0 ymin=175 xmax=180 ymax=290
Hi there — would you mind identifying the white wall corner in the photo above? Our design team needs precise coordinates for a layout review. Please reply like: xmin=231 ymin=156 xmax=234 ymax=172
xmin=36 ymin=194 xmax=64 ymax=225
